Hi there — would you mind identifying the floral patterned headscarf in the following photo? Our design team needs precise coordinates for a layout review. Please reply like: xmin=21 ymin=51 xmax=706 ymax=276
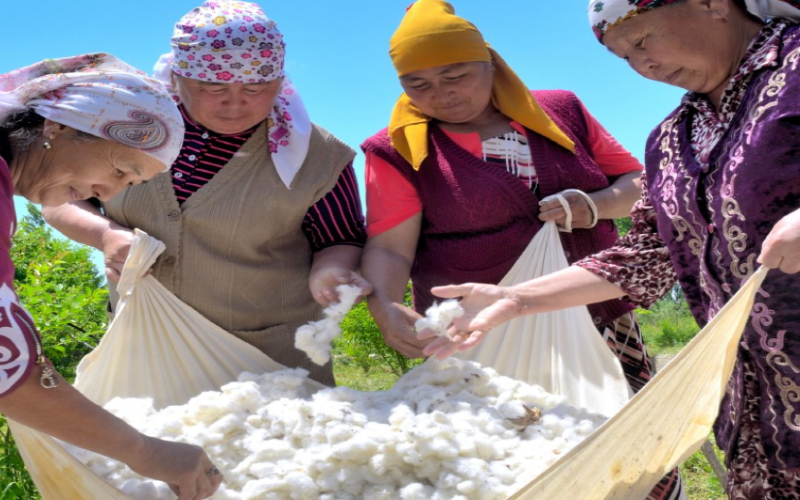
xmin=588 ymin=0 xmax=800 ymax=43
xmin=0 ymin=53 xmax=184 ymax=170
xmin=157 ymin=0 xmax=311 ymax=188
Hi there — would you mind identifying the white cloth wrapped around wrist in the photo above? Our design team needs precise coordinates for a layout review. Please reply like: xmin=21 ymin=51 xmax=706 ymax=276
xmin=542 ymin=189 xmax=599 ymax=232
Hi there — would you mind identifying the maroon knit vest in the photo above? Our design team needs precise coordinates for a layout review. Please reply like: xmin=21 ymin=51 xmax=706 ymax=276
xmin=362 ymin=90 xmax=634 ymax=325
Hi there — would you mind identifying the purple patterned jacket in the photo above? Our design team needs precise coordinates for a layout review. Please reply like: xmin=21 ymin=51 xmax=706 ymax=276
xmin=589 ymin=23 xmax=800 ymax=470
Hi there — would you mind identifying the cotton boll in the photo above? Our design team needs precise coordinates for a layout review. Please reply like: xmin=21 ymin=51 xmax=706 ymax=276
xmin=497 ymin=401 xmax=529 ymax=421
xmin=240 ymin=478 xmax=286 ymax=500
xmin=314 ymin=471 xmax=341 ymax=492
xmin=363 ymin=484 xmax=395 ymax=500
xmin=367 ymin=452 xmax=408 ymax=482
xmin=284 ymin=471 xmax=319 ymax=500
xmin=400 ymin=483 xmax=435 ymax=500
xmin=119 ymin=479 xmax=160 ymax=500
xmin=327 ymin=284 xmax=364 ymax=316
xmin=457 ymin=480 xmax=478 ymax=495
xmin=336 ymin=464 xmax=368 ymax=496
xmin=415 ymin=300 xmax=464 ymax=339
xmin=575 ymin=419 xmax=598 ymax=436
xmin=294 ymin=284 xmax=362 ymax=366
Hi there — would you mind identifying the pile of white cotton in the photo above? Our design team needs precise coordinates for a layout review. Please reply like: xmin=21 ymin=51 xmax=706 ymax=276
xmin=65 ymin=358 xmax=605 ymax=500
xmin=295 ymin=284 xmax=364 ymax=365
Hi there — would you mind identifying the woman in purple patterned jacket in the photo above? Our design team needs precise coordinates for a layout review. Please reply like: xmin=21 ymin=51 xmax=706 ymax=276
xmin=425 ymin=0 xmax=800 ymax=498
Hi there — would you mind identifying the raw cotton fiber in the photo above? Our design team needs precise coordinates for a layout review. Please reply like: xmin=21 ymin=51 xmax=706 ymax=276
xmin=66 ymin=358 xmax=604 ymax=500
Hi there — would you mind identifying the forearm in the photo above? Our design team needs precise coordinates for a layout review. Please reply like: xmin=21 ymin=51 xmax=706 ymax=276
xmin=311 ymin=244 xmax=362 ymax=277
xmin=0 ymin=374 xmax=146 ymax=465
xmin=42 ymin=201 xmax=126 ymax=250
xmin=362 ymin=243 xmax=412 ymax=306
xmin=589 ymin=171 xmax=642 ymax=220
xmin=509 ymin=265 xmax=627 ymax=315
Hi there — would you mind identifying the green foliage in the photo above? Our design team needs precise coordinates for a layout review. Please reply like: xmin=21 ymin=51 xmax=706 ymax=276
xmin=0 ymin=422 xmax=37 ymax=500
xmin=637 ymin=284 xmax=701 ymax=353
xmin=334 ymin=282 xmax=422 ymax=379
xmin=0 ymin=203 xmax=109 ymax=500
xmin=615 ymin=216 xmax=633 ymax=236
xmin=9 ymin=204 xmax=108 ymax=380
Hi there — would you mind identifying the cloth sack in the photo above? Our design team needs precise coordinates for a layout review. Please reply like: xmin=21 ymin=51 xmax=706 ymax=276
xmin=9 ymin=230 xmax=768 ymax=499
xmin=508 ymin=266 xmax=769 ymax=500
xmin=455 ymin=220 xmax=631 ymax=418
xmin=10 ymin=229 xmax=322 ymax=500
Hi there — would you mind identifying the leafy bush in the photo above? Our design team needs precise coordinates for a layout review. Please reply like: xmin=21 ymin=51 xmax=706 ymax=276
xmin=334 ymin=283 xmax=422 ymax=378
xmin=637 ymin=284 xmax=700 ymax=354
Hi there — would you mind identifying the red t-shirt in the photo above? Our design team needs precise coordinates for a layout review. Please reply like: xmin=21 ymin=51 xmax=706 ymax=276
xmin=365 ymin=103 xmax=642 ymax=237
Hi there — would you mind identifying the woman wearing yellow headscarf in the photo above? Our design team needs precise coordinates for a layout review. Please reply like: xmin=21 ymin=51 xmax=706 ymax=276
xmin=361 ymin=2 xmax=682 ymax=498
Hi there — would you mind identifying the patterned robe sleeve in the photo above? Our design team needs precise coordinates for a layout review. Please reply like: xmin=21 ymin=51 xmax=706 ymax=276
xmin=575 ymin=174 xmax=678 ymax=309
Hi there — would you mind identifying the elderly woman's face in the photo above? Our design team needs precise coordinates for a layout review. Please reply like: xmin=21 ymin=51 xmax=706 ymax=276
xmin=22 ymin=126 xmax=165 ymax=207
xmin=400 ymin=62 xmax=495 ymax=124
xmin=174 ymin=76 xmax=282 ymax=135
xmin=603 ymin=2 xmax=736 ymax=97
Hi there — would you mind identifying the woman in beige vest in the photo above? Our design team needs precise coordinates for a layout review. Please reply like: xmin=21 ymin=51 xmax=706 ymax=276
xmin=43 ymin=1 xmax=370 ymax=387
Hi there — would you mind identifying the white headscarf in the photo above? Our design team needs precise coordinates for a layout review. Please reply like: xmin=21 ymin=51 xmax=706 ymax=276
xmin=745 ymin=0 xmax=800 ymax=19
xmin=157 ymin=0 xmax=311 ymax=188
xmin=589 ymin=0 xmax=800 ymax=43
xmin=0 ymin=53 xmax=184 ymax=170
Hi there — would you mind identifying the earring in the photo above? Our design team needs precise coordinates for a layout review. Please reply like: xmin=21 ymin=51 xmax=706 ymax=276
xmin=42 ymin=132 xmax=54 ymax=150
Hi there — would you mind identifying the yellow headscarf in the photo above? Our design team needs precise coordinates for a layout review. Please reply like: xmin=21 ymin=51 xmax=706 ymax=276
xmin=388 ymin=0 xmax=576 ymax=170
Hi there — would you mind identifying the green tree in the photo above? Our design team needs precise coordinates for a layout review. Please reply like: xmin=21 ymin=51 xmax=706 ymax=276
xmin=1 ymin=202 xmax=109 ymax=500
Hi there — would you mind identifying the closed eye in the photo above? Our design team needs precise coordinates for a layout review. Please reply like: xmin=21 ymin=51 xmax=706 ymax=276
xmin=443 ymin=74 xmax=466 ymax=83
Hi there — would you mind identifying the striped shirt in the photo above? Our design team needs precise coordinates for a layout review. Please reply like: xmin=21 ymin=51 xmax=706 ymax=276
xmin=172 ymin=106 xmax=366 ymax=252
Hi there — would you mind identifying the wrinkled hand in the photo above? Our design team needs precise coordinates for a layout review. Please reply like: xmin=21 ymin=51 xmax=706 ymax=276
xmin=539 ymin=189 xmax=595 ymax=229
xmin=100 ymin=228 xmax=136 ymax=283
xmin=368 ymin=298 xmax=431 ymax=358
xmin=309 ymin=267 xmax=373 ymax=307
xmin=759 ymin=208 xmax=800 ymax=274
xmin=127 ymin=436 xmax=222 ymax=500
xmin=420 ymin=283 xmax=523 ymax=360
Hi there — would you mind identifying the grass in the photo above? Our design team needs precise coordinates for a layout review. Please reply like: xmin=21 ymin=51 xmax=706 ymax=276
xmin=680 ymin=441 xmax=727 ymax=500
xmin=333 ymin=356 xmax=403 ymax=391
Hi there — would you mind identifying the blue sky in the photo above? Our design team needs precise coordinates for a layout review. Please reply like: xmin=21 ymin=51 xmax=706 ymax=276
xmin=2 ymin=0 xmax=686 ymax=271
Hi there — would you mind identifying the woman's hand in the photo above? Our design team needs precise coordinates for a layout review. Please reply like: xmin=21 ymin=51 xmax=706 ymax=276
xmin=309 ymin=266 xmax=373 ymax=307
xmin=126 ymin=436 xmax=223 ymax=500
xmin=100 ymin=227 xmax=136 ymax=282
xmin=419 ymin=283 xmax=523 ymax=359
xmin=538 ymin=189 xmax=597 ymax=229
xmin=368 ymin=297 xmax=431 ymax=358
xmin=759 ymin=208 xmax=800 ymax=274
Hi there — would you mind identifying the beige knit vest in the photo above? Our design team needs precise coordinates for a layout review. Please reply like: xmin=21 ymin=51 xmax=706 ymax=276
xmin=102 ymin=122 xmax=355 ymax=385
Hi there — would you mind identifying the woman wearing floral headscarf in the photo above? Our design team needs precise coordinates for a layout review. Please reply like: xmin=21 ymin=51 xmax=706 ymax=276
xmin=426 ymin=0 xmax=800 ymax=497
xmin=44 ymin=1 xmax=371 ymax=387
xmin=360 ymin=2 xmax=685 ymax=497
xmin=0 ymin=53 xmax=222 ymax=499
